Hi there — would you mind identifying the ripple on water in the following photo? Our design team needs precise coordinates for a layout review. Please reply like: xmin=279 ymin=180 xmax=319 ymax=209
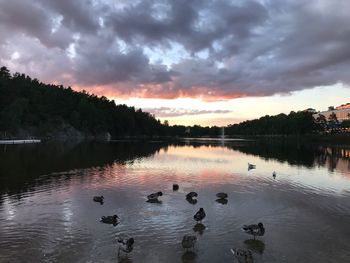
xmin=1 ymin=143 xmax=350 ymax=263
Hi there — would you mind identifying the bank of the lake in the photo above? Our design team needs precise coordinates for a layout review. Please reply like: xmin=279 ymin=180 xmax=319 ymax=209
xmin=224 ymin=133 xmax=350 ymax=145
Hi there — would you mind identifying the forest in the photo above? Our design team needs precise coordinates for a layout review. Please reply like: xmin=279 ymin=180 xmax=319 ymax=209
xmin=226 ymin=111 xmax=316 ymax=136
xmin=0 ymin=66 xmax=166 ymax=139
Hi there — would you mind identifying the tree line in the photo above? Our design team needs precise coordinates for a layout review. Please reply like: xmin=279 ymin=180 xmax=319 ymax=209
xmin=226 ymin=111 xmax=315 ymax=136
xmin=0 ymin=66 xmax=226 ymax=139
xmin=226 ymin=110 xmax=350 ymax=136
xmin=1 ymin=66 xmax=347 ymax=139
xmin=0 ymin=66 xmax=166 ymax=138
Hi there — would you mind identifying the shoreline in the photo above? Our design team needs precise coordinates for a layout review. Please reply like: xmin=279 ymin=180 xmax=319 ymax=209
xmin=1 ymin=133 xmax=350 ymax=145
xmin=0 ymin=139 xmax=41 ymax=145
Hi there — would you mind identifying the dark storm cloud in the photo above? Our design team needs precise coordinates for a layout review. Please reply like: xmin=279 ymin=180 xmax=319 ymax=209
xmin=105 ymin=0 xmax=267 ymax=53
xmin=72 ymin=34 xmax=174 ymax=87
xmin=0 ymin=0 xmax=73 ymax=49
xmin=0 ymin=0 xmax=349 ymax=99
xmin=39 ymin=0 xmax=100 ymax=34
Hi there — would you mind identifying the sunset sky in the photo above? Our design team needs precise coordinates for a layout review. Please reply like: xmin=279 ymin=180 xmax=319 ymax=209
xmin=0 ymin=0 xmax=349 ymax=126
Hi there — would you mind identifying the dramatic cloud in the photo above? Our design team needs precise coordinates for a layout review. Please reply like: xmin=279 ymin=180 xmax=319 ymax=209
xmin=144 ymin=107 xmax=232 ymax=118
xmin=0 ymin=0 xmax=350 ymax=100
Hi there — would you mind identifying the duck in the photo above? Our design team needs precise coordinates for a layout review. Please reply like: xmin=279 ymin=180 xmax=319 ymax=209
xmin=216 ymin=192 xmax=228 ymax=199
xmin=242 ymin=222 xmax=265 ymax=240
xmin=248 ymin=163 xmax=256 ymax=170
xmin=186 ymin=192 xmax=198 ymax=199
xmin=230 ymin=248 xmax=254 ymax=263
xmin=182 ymin=235 xmax=197 ymax=251
xmin=173 ymin=184 xmax=179 ymax=191
xmin=100 ymin=215 xmax=119 ymax=226
xmin=272 ymin=171 xmax=276 ymax=179
xmin=147 ymin=191 xmax=163 ymax=201
xmin=93 ymin=195 xmax=104 ymax=203
xmin=117 ymin=237 xmax=134 ymax=256
xmin=194 ymin=208 xmax=206 ymax=222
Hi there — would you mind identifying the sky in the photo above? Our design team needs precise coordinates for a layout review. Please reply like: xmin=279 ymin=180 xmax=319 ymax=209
xmin=0 ymin=0 xmax=349 ymax=126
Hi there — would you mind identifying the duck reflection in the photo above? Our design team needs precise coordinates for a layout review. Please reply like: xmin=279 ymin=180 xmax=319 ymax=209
xmin=182 ymin=251 xmax=197 ymax=263
xmin=244 ymin=239 xmax=265 ymax=254
xmin=146 ymin=199 xmax=162 ymax=204
xmin=117 ymin=255 xmax=133 ymax=263
xmin=215 ymin=198 xmax=228 ymax=205
xmin=193 ymin=223 xmax=206 ymax=235
xmin=186 ymin=197 xmax=197 ymax=205
xmin=231 ymin=248 xmax=254 ymax=263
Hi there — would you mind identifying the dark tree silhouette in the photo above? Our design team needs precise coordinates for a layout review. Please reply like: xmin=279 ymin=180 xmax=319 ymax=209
xmin=0 ymin=66 xmax=165 ymax=138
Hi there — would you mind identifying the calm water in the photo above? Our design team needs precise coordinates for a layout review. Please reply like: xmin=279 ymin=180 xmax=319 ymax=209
xmin=1 ymin=140 xmax=350 ymax=263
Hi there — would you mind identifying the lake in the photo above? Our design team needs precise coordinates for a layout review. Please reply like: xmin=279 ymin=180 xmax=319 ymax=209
xmin=1 ymin=140 xmax=350 ymax=263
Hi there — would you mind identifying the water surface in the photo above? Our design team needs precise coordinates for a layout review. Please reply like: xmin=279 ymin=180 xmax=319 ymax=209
xmin=1 ymin=141 xmax=350 ymax=262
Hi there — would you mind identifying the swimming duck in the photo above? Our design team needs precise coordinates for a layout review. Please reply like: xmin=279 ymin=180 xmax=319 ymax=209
xmin=272 ymin=171 xmax=276 ymax=179
xmin=194 ymin=208 xmax=206 ymax=222
xmin=100 ymin=215 xmax=119 ymax=226
xmin=248 ymin=163 xmax=256 ymax=170
xmin=230 ymin=248 xmax=254 ymax=263
xmin=117 ymin=237 xmax=134 ymax=256
xmin=93 ymin=196 xmax=104 ymax=203
xmin=186 ymin=192 xmax=198 ymax=199
xmin=243 ymin=222 xmax=265 ymax=239
xmin=216 ymin=192 xmax=228 ymax=199
xmin=173 ymin=184 xmax=179 ymax=191
xmin=182 ymin=235 xmax=197 ymax=251
xmin=147 ymin=191 xmax=163 ymax=201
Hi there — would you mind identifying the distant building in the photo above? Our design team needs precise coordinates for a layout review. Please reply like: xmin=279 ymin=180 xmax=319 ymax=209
xmin=336 ymin=103 xmax=350 ymax=110
xmin=313 ymin=103 xmax=350 ymax=122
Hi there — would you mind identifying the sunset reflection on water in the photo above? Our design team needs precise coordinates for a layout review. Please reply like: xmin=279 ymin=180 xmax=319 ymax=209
xmin=1 ymin=141 xmax=350 ymax=262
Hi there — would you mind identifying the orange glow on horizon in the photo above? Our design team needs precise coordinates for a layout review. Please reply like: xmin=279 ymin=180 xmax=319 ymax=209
xmin=71 ymin=84 xmax=246 ymax=101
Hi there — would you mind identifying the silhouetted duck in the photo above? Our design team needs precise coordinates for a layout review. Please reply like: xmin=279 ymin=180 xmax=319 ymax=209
xmin=100 ymin=215 xmax=119 ymax=226
xmin=216 ymin=192 xmax=228 ymax=199
xmin=117 ymin=237 xmax=134 ymax=256
xmin=147 ymin=191 xmax=163 ymax=201
xmin=93 ymin=196 xmax=104 ymax=203
xmin=248 ymin=163 xmax=256 ymax=170
xmin=194 ymin=208 xmax=206 ymax=222
xmin=173 ymin=184 xmax=179 ymax=191
xmin=230 ymin=248 xmax=254 ymax=263
xmin=186 ymin=192 xmax=198 ymax=199
xmin=272 ymin=171 xmax=276 ymax=179
xmin=182 ymin=235 xmax=197 ymax=251
xmin=243 ymin=222 xmax=265 ymax=240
